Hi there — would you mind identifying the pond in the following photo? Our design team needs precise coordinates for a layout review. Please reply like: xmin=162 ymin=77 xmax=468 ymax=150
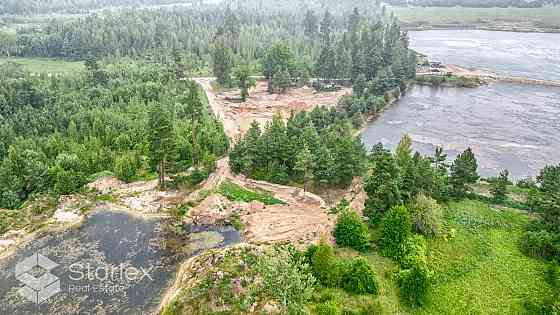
xmin=0 ymin=210 xmax=241 ymax=314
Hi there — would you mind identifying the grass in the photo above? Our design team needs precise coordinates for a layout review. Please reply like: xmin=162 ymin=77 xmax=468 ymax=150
xmin=0 ymin=57 xmax=84 ymax=74
xmin=415 ymin=74 xmax=485 ymax=88
xmin=307 ymin=200 xmax=552 ymax=315
xmin=391 ymin=6 xmax=560 ymax=31
xmin=217 ymin=179 xmax=285 ymax=205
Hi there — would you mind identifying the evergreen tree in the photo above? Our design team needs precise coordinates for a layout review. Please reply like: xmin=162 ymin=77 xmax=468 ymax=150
xmin=295 ymin=144 xmax=315 ymax=192
xmin=395 ymin=134 xmax=413 ymax=170
xmin=234 ymin=64 xmax=256 ymax=102
xmin=212 ymin=35 xmax=234 ymax=87
xmin=148 ymin=103 xmax=176 ymax=190
xmin=262 ymin=42 xmax=296 ymax=80
xmin=353 ymin=73 xmax=367 ymax=98
xmin=449 ymin=148 xmax=479 ymax=197
xmin=364 ymin=149 xmax=401 ymax=224
xmin=335 ymin=39 xmax=352 ymax=80
xmin=490 ymin=169 xmax=509 ymax=203
xmin=303 ymin=10 xmax=319 ymax=39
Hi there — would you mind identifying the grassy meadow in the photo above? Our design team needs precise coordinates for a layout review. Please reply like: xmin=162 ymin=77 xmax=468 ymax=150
xmin=315 ymin=199 xmax=552 ymax=315
xmin=391 ymin=6 xmax=560 ymax=31
xmin=0 ymin=57 xmax=84 ymax=74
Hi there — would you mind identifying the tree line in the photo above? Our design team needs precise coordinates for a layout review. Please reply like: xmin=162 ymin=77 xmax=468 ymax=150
xmin=385 ymin=0 xmax=559 ymax=8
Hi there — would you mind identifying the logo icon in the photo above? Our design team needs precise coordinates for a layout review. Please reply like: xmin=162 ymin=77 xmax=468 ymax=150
xmin=15 ymin=253 xmax=60 ymax=304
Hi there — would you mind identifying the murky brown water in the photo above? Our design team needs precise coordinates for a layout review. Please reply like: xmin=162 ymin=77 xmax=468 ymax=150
xmin=362 ymin=30 xmax=560 ymax=179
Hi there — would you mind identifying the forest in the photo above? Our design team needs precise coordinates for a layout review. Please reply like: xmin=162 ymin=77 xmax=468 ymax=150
xmin=0 ymin=58 xmax=228 ymax=211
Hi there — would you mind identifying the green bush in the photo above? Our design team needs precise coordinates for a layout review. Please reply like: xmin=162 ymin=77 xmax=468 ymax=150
xmin=342 ymin=258 xmax=379 ymax=295
xmin=380 ymin=205 xmax=412 ymax=259
xmin=399 ymin=235 xmax=428 ymax=269
xmin=315 ymin=300 xmax=341 ymax=315
xmin=256 ymin=246 xmax=316 ymax=311
xmin=521 ymin=230 xmax=558 ymax=259
xmin=310 ymin=244 xmax=343 ymax=288
xmin=114 ymin=152 xmax=139 ymax=182
xmin=396 ymin=263 xmax=430 ymax=307
xmin=408 ymin=193 xmax=443 ymax=236
xmin=334 ymin=210 xmax=371 ymax=252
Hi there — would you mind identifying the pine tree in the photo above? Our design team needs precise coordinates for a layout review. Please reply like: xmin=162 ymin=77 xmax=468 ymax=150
xmin=490 ymin=169 xmax=509 ymax=203
xmin=364 ymin=149 xmax=401 ymax=224
xmin=148 ymin=103 xmax=176 ymax=190
xmin=295 ymin=144 xmax=315 ymax=192
xmin=212 ymin=35 xmax=234 ymax=87
xmin=234 ymin=64 xmax=256 ymax=101
xmin=335 ymin=40 xmax=352 ymax=80
xmin=353 ymin=73 xmax=367 ymax=98
xmin=450 ymin=148 xmax=479 ymax=197
xmin=303 ymin=10 xmax=319 ymax=39
xmin=395 ymin=134 xmax=413 ymax=169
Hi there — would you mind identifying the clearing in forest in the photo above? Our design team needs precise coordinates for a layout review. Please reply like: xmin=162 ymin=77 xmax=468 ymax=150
xmin=196 ymin=78 xmax=351 ymax=139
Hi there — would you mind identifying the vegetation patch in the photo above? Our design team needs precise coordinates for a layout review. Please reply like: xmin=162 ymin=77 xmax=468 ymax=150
xmin=217 ymin=180 xmax=285 ymax=205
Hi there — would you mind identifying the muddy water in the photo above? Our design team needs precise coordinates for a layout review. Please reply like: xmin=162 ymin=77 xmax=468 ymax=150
xmin=0 ymin=210 xmax=241 ymax=314
xmin=362 ymin=30 xmax=560 ymax=179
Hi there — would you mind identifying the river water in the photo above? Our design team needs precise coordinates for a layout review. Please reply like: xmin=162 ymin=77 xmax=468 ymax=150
xmin=361 ymin=30 xmax=560 ymax=178
xmin=0 ymin=210 xmax=241 ymax=314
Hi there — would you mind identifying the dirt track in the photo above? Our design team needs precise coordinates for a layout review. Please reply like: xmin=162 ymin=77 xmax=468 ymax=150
xmin=189 ymin=79 xmax=352 ymax=246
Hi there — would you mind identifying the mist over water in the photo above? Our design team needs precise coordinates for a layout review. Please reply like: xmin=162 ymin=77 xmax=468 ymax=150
xmin=361 ymin=30 xmax=560 ymax=178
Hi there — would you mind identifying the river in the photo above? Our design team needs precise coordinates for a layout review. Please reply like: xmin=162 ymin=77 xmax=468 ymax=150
xmin=0 ymin=210 xmax=241 ymax=314
xmin=361 ymin=30 xmax=560 ymax=179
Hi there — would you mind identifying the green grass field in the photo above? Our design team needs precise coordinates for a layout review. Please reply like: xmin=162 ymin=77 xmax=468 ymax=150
xmin=391 ymin=6 xmax=560 ymax=31
xmin=0 ymin=57 xmax=84 ymax=74
xmin=317 ymin=200 xmax=552 ymax=314
xmin=217 ymin=180 xmax=286 ymax=205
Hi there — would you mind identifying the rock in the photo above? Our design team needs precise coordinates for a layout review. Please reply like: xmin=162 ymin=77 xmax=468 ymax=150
xmin=263 ymin=302 xmax=281 ymax=314
xmin=87 ymin=176 xmax=124 ymax=194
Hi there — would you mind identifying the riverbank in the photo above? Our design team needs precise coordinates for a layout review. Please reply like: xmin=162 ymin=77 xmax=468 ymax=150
xmin=392 ymin=6 xmax=560 ymax=34
xmin=418 ymin=63 xmax=560 ymax=88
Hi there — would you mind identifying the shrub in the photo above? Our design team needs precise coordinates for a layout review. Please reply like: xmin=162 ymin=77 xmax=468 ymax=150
xmin=396 ymin=263 xmax=430 ymax=307
xmin=341 ymin=258 xmax=379 ymax=295
xmin=315 ymin=300 xmax=341 ymax=315
xmin=489 ymin=169 xmax=509 ymax=203
xmin=334 ymin=210 xmax=371 ymax=252
xmin=114 ymin=152 xmax=139 ymax=182
xmin=256 ymin=246 xmax=316 ymax=311
xmin=310 ymin=243 xmax=343 ymax=288
xmin=341 ymin=301 xmax=384 ymax=315
xmin=380 ymin=205 xmax=412 ymax=259
xmin=399 ymin=235 xmax=428 ymax=269
xmin=408 ymin=194 xmax=443 ymax=236
xmin=521 ymin=230 xmax=557 ymax=259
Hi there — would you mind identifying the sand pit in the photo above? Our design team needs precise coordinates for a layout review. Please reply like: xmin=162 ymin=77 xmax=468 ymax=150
xmin=195 ymin=78 xmax=351 ymax=139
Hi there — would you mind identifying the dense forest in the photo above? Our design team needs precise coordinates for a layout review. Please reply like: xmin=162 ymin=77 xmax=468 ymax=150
xmin=0 ymin=0 xmax=381 ymax=61
xmin=0 ymin=58 xmax=228 ymax=211
xmin=385 ymin=0 xmax=560 ymax=7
